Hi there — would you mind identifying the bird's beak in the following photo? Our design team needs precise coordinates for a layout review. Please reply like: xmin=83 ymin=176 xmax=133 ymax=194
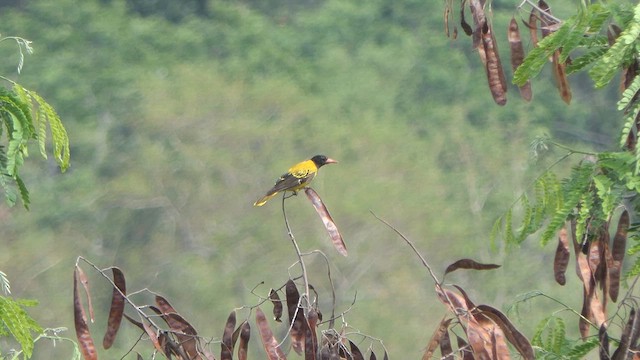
xmin=325 ymin=158 xmax=338 ymax=164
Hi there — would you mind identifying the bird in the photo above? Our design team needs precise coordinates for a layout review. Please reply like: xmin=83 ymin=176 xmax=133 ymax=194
xmin=254 ymin=155 xmax=338 ymax=206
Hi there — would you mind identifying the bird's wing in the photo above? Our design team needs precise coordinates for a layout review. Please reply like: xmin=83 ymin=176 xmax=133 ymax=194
xmin=264 ymin=159 xmax=318 ymax=195
xmin=266 ymin=170 xmax=315 ymax=195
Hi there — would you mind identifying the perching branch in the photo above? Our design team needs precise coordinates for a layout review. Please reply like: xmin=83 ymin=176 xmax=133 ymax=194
xmin=281 ymin=192 xmax=311 ymax=306
xmin=370 ymin=210 xmax=440 ymax=285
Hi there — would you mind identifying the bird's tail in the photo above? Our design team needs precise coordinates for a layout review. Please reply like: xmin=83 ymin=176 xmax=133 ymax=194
xmin=253 ymin=192 xmax=279 ymax=207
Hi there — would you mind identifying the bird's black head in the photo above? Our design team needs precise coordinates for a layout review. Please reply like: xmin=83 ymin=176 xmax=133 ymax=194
xmin=311 ymin=155 xmax=338 ymax=167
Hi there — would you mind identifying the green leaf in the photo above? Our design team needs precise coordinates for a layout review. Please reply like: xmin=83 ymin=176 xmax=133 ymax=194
xmin=0 ymin=271 xmax=10 ymax=295
xmin=0 ymin=83 xmax=70 ymax=207
xmin=31 ymin=91 xmax=70 ymax=172
xmin=565 ymin=338 xmax=600 ymax=358
xmin=617 ymin=73 xmax=640 ymax=111
xmin=589 ymin=4 xmax=640 ymax=88
xmin=540 ymin=163 xmax=594 ymax=246
xmin=593 ymin=174 xmax=616 ymax=215
xmin=515 ymin=4 xmax=612 ymax=85
xmin=516 ymin=194 xmax=533 ymax=243
xmin=513 ymin=37 xmax=557 ymax=86
xmin=550 ymin=317 xmax=565 ymax=354
xmin=14 ymin=174 xmax=30 ymax=210
xmin=11 ymin=84 xmax=35 ymax=137
xmin=566 ymin=47 xmax=607 ymax=74
xmin=619 ymin=101 xmax=640 ymax=149
xmin=505 ymin=207 xmax=515 ymax=245
xmin=0 ymin=295 xmax=43 ymax=359
xmin=531 ymin=316 xmax=553 ymax=348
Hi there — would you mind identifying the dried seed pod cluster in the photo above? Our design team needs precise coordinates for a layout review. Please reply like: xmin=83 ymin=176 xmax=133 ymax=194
xmin=444 ymin=0 xmax=582 ymax=105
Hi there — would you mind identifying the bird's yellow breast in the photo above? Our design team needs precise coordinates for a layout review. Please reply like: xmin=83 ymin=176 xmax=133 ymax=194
xmin=288 ymin=159 xmax=318 ymax=179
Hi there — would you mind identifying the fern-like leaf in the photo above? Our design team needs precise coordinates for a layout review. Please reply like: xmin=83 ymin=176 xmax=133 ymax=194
xmin=626 ymin=222 xmax=640 ymax=279
xmin=575 ymin=192 xmax=594 ymax=244
xmin=0 ymin=295 xmax=43 ymax=359
xmin=625 ymin=256 xmax=640 ymax=279
xmin=31 ymin=91 xmax=69 ymax=172
xmin=513 ymin=5 xmax=610 ymax=86
xmin=1 ymin=111 xmax=24 ymax=176
xmin=10 ymin=84 xmax=35 ymax=137
xmin=505 ymin=207 xmax=515 ymax=244
xmin=0 ymin=271 xmax=10 ymax=295
xmin=618 ymin=69 xmax=640 ymax=111
xmin=494 ymin=167 xmax=566 ymax=247
xmin=589 ymin=4 xmax=640 ymax=88
xmin=14 ymin=174 xmax=30 ymax=210
xmin=566 ymin=47 xmax=608 ymax=74
xmin=489 ymin=216 xmax=502 ymax=250
xmin=531 ymin=316 xmax=553 ymax=348
xmin=618 ymin=78 xmax=640 ymax=149
xmin=550 ymin=317 xmax=566 ymax=354
xmin=513 ymin=35 xmax=559 ymax=86
xmin=0 ymin=174 xmax=18 ymax=207
xmin=593 ymin=174 xmax=619 ymax=216
xmin=540 ymin=164 xmax=595 ymax=246
xmin=565 ymin=338 xmax=600 ymax=358
xmin=558 ymin=7 xmax=608 ymax=63
xmin=0 ymin=82 xmax=69 ymax=207
xmin=516 ymin=194 xmax=533 ymax=243
xmin=562 ymin=4 xmax=610 ymax=66
xmin=587 ymin=4 xmax=613 ymax=33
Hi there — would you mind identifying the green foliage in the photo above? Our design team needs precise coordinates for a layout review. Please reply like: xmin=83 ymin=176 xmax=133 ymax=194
xmin=564 ymin=339 xmax=602 ymax=359
xmin=531 ymin=316 xmax=599 ymax=359
xmin=0 ymin=82 xmax=69 ymax=208
xmin=625 ymin=221 xmax=640 ymax=279
xmin=492 ymin=163 xmax=572 ymax=246
xmin=0 ymin=296 xmax=43 ymax=359
xmin=0 ymin=32 xmax=70 ymax=359
xmin=514 ymin=3 xmax=640 ymax=88
xmin=0 ymin=276 xmax=72 ymax=359
xmin=493 ymin=148 xmax=640 ymax=247
xmin=499 ymin=1 xmax=640 ymax=252
xmin=0 ymin=271 xmax=9 ymax=296
xmin=618 ymin=76 xmax=640 ymax=147
xmin=590 ymin=4 xmax=640 ymax=88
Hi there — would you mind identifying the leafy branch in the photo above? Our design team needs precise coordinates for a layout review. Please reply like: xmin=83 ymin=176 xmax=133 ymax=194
xmin=0 ymin=289 xmax=43 ymax=359
xmin=0 ymin=35 xmax=70 ymax=209
xmin=0 ymin=35 xmax=33 ymax=74
xmin=0 ymin=79 xmax=70 ymax=209
xmin=0 ymin=34 xmax=72 ymax=360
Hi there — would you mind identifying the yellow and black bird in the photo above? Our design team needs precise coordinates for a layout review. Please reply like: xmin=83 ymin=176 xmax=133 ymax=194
xmin=254 ymin=155 xmax=338 ymax=206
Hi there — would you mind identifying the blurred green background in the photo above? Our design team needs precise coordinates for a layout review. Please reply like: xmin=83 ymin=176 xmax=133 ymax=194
xmin=0 ymin=0 xmax=621 ymax=358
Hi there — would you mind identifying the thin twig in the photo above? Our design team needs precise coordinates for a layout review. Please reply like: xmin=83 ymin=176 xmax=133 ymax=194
xmin=341 ymin=329 xmax=390 ymax=357
xmin=612 ymin=275 xmax=640 ymax=326
xmin=119 ymin=332 xmax=145 ymax=360
xmin=370 ymin=211 xmax=481 ymax=334
xmin=75 ymin=256 xmax=163 ymax=332
xmin=548 ymin=140 xmax=596 ymax=156
xmin=518 ymin=0 xmax=563 ymax=24
xmin=507 ymin=290 xmax=593 ymax=325
xmin=281 ymin=192 xmax=311 ymax=302
xmin=74 ymin=256 xmax=209 ymax=356
xmin=304 ymin=249 xmax=338 ymax=328
xmin=370 ymin=210 xmax=440 ymax=285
